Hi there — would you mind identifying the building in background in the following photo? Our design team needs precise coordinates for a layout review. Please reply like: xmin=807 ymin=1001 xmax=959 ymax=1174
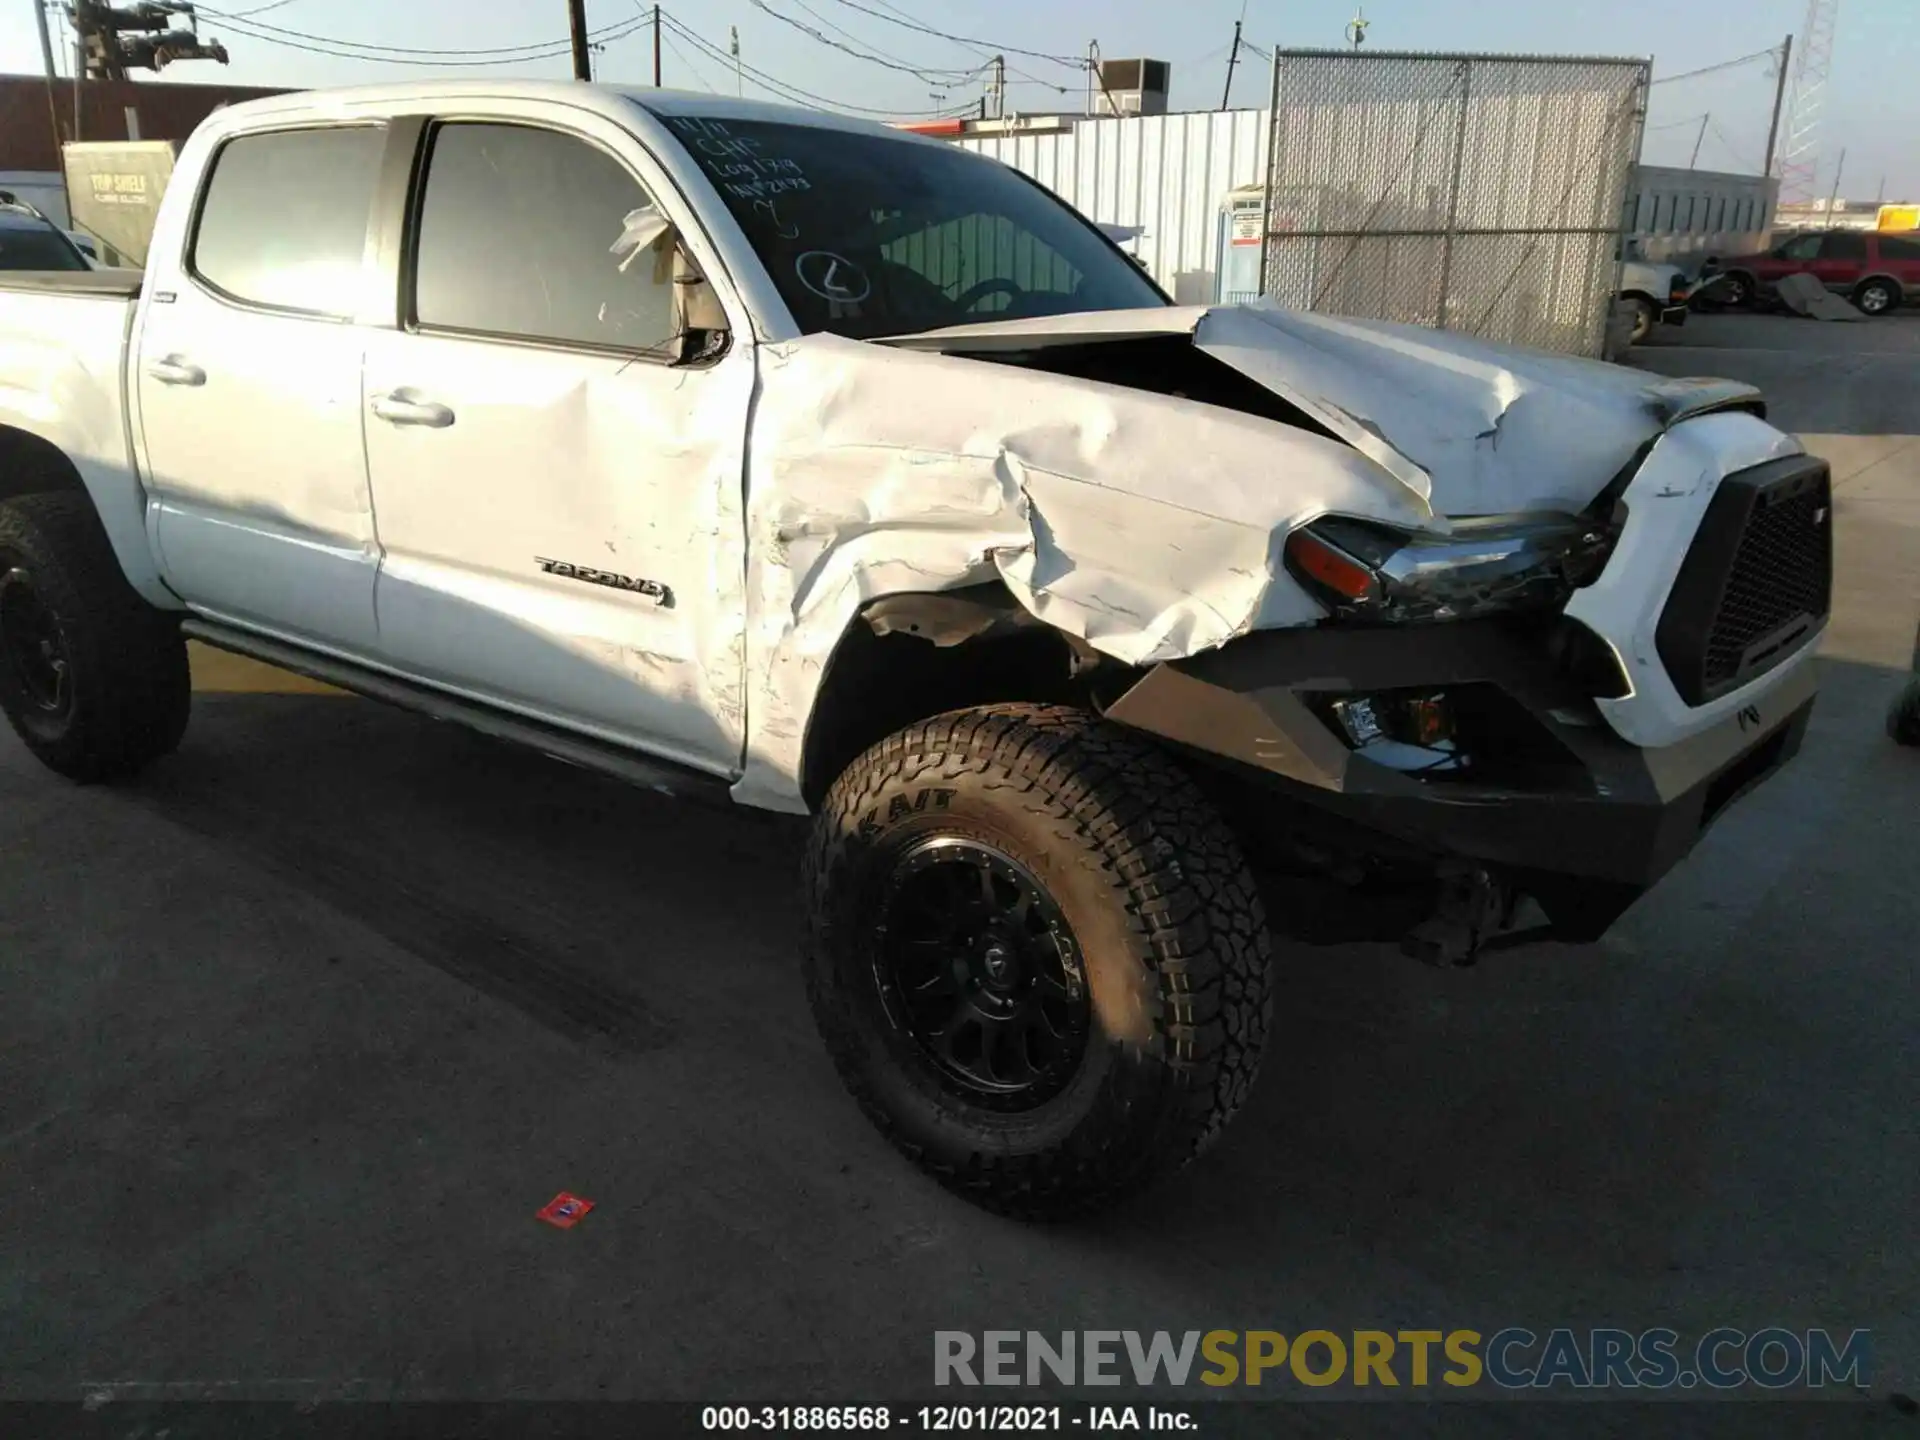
xmin=1622 ymin=164 xmax=1778 ymax=266
xmin=0 ymin=73 xmax=290 ymax=227
xmin=1775 ymin=195 xmax=1896 ymax=232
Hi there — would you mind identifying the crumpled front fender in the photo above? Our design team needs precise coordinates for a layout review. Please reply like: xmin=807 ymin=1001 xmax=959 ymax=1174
xmin=730 ymin=333 xmax=1430 ymax=811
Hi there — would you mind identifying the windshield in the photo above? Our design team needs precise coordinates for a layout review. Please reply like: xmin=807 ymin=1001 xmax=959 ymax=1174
xmin=0 ymin=218 xmax=89 ymax=271
xmin=658 ymin=115 xmax=1165 ymax=339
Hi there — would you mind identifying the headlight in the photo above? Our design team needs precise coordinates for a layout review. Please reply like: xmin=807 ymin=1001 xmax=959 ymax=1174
xmin=1283 ymin=512 xmax=1613 ymax=624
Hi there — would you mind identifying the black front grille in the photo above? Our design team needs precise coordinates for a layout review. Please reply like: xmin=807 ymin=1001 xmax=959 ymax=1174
xmin=1656 ymin=456 xmax=1832 ymax=706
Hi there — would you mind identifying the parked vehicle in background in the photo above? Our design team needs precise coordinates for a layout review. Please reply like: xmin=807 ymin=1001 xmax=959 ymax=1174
xmin=0 ymin=82 xmax=1831 ymax=1219
xmin=1618 ymin=253 xmax=1691 ymax=343
xmin=0 ymin=195 xmax=91 ymax=271
xmin=1715 ymin=229 xmax=1920 ymax=315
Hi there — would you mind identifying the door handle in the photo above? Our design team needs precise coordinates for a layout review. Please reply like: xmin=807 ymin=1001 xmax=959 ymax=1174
xmin=146 ymin=355 xmax=206 ymax=387
xmin=371 ymin=390 xmax=455 ymax=429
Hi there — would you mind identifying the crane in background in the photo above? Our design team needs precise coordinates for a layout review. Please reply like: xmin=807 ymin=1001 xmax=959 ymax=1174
xmin=1776 ymin=0 xmax=1840 ymax=204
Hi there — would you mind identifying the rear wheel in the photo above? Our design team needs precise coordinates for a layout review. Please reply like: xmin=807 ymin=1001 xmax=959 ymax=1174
xmin=0 ymin=492 xmax=189 ymax=781
xmin=1854 ymin=279 xmax=1899 ymax=316
xmin=802 ymin=703 xmax=1274 ymax=1219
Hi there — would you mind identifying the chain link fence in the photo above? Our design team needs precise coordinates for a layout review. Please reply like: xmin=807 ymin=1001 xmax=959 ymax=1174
xmin=1261 ymin=50 xmax=1650 ymax=356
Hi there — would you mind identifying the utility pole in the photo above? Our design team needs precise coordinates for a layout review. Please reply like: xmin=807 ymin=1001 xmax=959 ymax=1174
xmin=566 ymin=0 xmax=590 ymax=81
xmin=1690 ymin=112 xmax=1709 ymax=169
xmin=651 ymin=3 xmax=660 ymax=86
xmin=1763 ymin=33 xmax=1792 ymax=175
xmin=991 ymin=54 xmax=1005 ymax=120
xmin=1220 ymin=20 xmax=1241 ymax=112
xmin=729 ymin=25 xmax=742 ymax=96
xmin=1825 ymin=145 xmax=1846 ymax=215
xmin=31 ymin=0 xmax=69 ymax=216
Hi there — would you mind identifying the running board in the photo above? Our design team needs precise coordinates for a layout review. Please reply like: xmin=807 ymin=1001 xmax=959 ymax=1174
xmin=180 ymin=619 xmax=735 ymax=805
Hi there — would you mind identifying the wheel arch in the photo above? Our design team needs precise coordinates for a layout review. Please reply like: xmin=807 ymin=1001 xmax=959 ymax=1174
xmin=1854 ymin=272 xmax=1904 ymax=303
xmin=796 ymin=581 xmax=1130 ymax=810
xmin=0 ymin=422 xmax=174 ymax=608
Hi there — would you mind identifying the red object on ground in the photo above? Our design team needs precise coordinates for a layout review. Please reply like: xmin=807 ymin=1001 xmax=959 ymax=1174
xmin=536 ymin=1192 xmax=594 ymax=1229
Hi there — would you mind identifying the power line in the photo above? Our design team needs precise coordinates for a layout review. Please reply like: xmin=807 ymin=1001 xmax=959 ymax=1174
xmin=811 ymin=0 xmax=1085 ymax=68
xmin=784 ymin=0 xmax=980 ymax=79
xmin=1649 ymin=46 xmax=1779 ymax=87
xmin=659 ymin=12 xmax=975 ymax=117
xmin=1645 ymin=111 xmax=1708 ymax=131
xmin=660 ymin=29 xmax=722 ymax=91
xmin=196 ymin=5 xmax=644 ymax=58
xmin=1707 ymin=117 xmax=1761 ymax=174
xmin=746 ymin=0 xmax=983 ymax=84
xmin=202 ymin=12 xmax=649 ymax=65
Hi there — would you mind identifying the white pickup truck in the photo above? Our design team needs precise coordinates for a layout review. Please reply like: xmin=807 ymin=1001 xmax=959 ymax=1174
xmin=0 ymin=82 xmax=1830 ymax=1218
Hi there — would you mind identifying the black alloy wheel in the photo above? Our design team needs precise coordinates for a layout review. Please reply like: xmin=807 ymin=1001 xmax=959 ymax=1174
xmin=0 ymin=566 xmax=71 ymax=717
xmin=872 ymin=835 xmax=1091 ymax=1110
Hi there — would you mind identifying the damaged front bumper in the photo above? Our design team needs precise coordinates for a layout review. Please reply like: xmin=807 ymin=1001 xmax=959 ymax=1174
xmin=1103 ymin=620 xmax=1816 ymax=954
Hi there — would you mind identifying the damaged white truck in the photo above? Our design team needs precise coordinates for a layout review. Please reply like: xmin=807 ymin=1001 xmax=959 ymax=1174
xmin=0 ymin=84 xmax=1831 ymax=1217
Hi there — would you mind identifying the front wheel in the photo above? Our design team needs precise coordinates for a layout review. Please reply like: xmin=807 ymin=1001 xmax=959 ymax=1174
xmin=1719 ymin=272 xmax=1755 ymax=308
xmin=803 ymin=704 xmax=1274 ymax=1219
xmin=1627 ymin=298 xmax=1656 ymax=346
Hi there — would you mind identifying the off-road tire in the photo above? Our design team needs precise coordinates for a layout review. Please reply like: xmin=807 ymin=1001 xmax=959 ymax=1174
xmin=0 ymin=492 xmax=189 ymax=781
xmin=802 ymin=703 xmax=1274 ymax=1219
xmin=1888 ymin=679 xmax=1920 ymax=747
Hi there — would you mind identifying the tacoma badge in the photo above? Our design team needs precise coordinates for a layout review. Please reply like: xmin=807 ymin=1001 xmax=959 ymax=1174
xmin=535 ymin=557 xmax=673 ymax=607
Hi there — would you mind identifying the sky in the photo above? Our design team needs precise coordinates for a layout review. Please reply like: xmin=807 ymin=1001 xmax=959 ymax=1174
xmin=3 ymin=0 xmax=1917 ymax=198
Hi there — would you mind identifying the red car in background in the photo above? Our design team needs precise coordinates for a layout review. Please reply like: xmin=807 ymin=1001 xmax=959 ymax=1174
xmin=1714 ymin=228 xmax=1920 ymax=315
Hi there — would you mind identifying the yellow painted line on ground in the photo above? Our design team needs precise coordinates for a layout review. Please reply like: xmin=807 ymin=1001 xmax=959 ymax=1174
xmin=188 ymin=641 xmax=346 ymax=696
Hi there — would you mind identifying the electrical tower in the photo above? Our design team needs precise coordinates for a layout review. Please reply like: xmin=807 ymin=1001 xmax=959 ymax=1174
xmin=1777 ymin=0 xmax=1839 ymax=204
xmin=69 ymin=2 xmax=229 ymax=80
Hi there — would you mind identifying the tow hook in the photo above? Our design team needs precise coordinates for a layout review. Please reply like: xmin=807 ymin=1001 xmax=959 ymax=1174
xmin=1402 ymin=865 xmax=1517 ymax=967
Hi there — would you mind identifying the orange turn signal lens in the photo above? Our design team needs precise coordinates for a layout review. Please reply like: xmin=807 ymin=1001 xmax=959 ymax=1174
xmin=1285 ymin=530 xmax=1380 ymax=602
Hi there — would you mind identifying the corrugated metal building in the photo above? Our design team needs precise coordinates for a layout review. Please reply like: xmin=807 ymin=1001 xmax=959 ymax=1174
xmin=959 ymin=109 xmax=1269 ymax=304
xmin=1625 ymin=164 xmax=1777 ymax=265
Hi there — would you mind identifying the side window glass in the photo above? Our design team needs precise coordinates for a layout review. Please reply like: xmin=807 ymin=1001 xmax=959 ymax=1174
xmin=1879 ymin=235 xmax=1920 ymax=261
xmin=412 ymin=122 xmax=675 ymax=353
xmin=1819 ymin=231 xmax=1867 ymax=261
xmin=191 ymin=126 xmax=384 ymax=315
xmin=1778 ymin=234 xmax=1822 ymax=260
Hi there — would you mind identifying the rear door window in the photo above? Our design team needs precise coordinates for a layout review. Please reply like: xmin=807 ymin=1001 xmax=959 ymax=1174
xmin=190 ymin=125 xmax=385 ymax=317
xmin=1818 ymin=232 xmax=1868 ymax=262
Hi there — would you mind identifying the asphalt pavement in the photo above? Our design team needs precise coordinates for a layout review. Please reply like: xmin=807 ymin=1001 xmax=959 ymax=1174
xmin=1 ymin=315 xmax=1915 ymax=1432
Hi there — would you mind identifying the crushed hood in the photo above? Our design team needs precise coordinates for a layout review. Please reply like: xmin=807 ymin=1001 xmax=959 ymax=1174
xmin=878 ymin=301 xmax=1765 ymax=518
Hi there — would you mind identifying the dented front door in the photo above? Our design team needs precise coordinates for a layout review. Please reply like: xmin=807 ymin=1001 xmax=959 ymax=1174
xmin=361 ymin=114 xmax=750 ymax=776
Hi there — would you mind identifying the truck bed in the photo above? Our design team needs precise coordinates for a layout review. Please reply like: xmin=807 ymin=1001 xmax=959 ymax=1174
xmin=0 ymin=268 xmax=141 ymax=298
xmin=0 ymin=272 xmax=153 ymax=600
